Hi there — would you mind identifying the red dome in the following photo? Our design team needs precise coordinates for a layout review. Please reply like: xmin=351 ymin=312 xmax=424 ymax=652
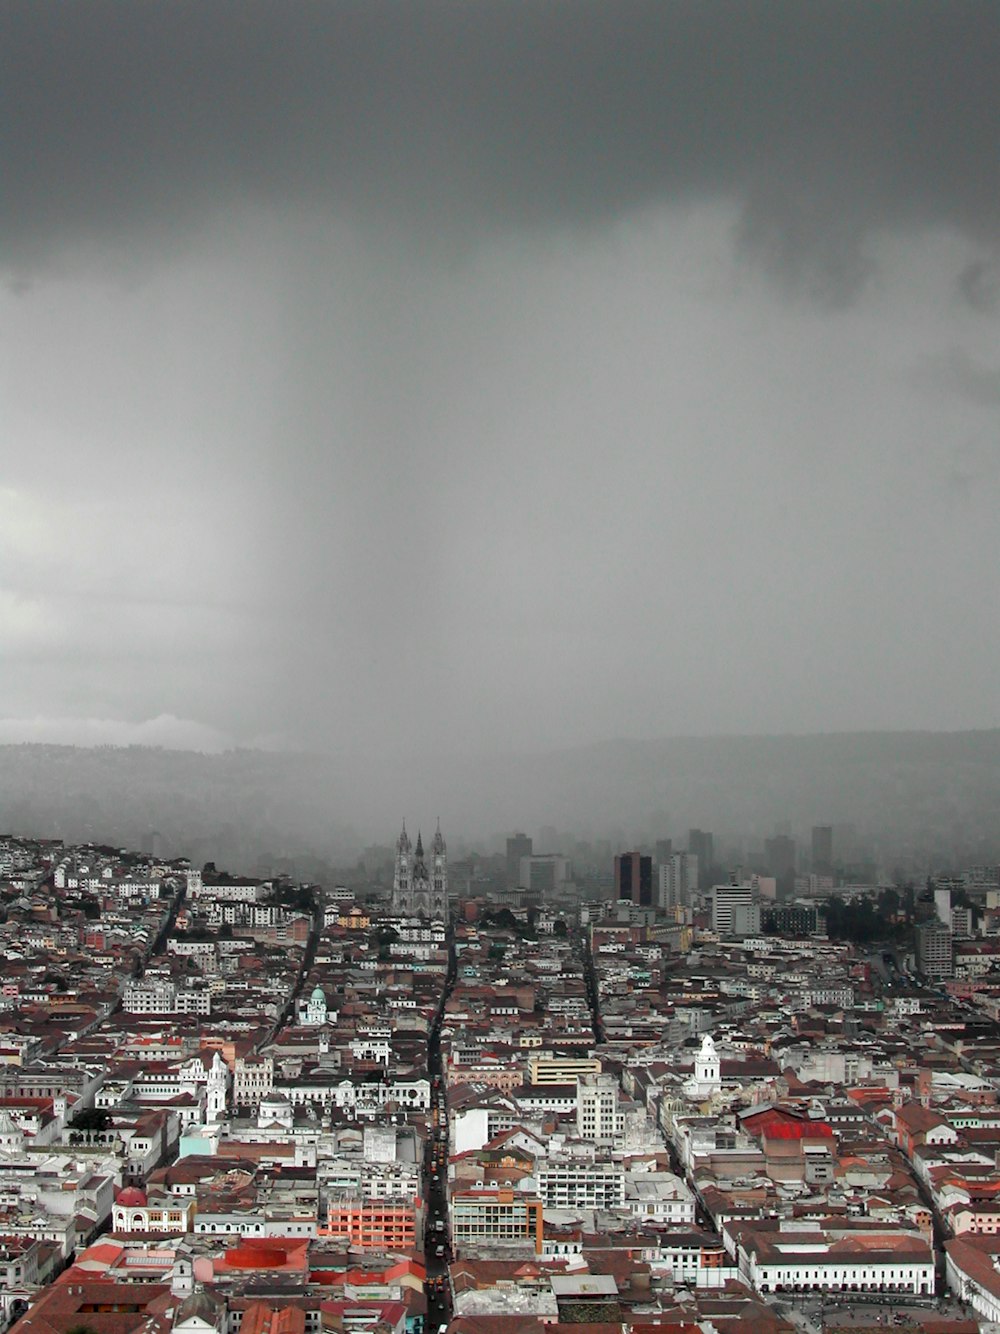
xmin=116 ymin=1186 xmax=147 ymax=1207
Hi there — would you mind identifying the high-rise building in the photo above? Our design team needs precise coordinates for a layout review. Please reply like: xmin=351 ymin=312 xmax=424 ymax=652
xmin=576 ymin=1073 xmax=624 ymax=1146
xmin=658 ymin=852 xmax=698 ymax=910
xmin=951 ymin=906 xmax=973 ymax=939
xmin=518 ymin=854 xmax=571 ymax=899
xmin=451 ymin=1188 xmax=544 ymax=1254
xmin=916 ymin=921 xmax=953 ymax=979
xmin=688 ymin=830 xmax=714 ymax=883
xmin=765 ymin=835 xmax=796 ymax=879
xmin=614 ymin=851 xmax=653 ymax=907
xmin=141 ymin=830 xmax=164 ymax=858
xmin=762 ymin=903 xmax=818 ymax=935
xmin=811 ymin=826 xmax=834 ymax=877
xmin=655 ymin=838 xmax=673 ymax=864
xmin=506 ymin=833 xmax=532 ymax=886
xmin=711 ymin=883 xmax=760 ymax=938
xmin=537 ymin=825 xmax=559 ymax=854
xmin=391 ymin=821 xmax=448 ymax=920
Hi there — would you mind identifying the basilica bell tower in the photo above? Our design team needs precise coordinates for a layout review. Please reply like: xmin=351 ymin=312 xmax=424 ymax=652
xmin=391 ymin=819 xmax=448 ymax=921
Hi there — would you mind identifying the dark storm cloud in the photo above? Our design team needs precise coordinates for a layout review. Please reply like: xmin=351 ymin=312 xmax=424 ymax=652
xmin=3 ymin=1 xmax=999 ymax=270
xmin=4 ymin=1 xmax=1000 ymax=806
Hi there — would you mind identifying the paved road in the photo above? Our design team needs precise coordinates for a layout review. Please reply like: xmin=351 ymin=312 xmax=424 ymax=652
xmin=424 ymin=927 xmax=457 ymax=1320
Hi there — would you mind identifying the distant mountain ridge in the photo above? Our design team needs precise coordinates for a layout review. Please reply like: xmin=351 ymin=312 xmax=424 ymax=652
xmin=0 ymin=729 xmax=998 ymax=874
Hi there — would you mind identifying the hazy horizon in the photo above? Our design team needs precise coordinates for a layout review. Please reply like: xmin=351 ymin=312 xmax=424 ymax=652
xmin=1 ymin=717 xmax=998 ymax=758
xmin=3 ymin=730 xmax=999 ymax=876
xmin=4 ymin=2 xmax=999 ymax=765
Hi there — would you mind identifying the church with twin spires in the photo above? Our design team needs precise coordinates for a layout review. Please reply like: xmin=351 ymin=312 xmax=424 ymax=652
xmin=391 ymin=820 xmax=448 ymax=920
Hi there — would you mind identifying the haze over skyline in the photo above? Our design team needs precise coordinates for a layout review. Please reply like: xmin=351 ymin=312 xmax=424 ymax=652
xmin=3 ymin=2 xmax=999 ymax=774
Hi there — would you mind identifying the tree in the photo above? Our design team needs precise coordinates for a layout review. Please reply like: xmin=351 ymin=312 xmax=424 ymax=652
xmin=73 ymin=1108 xmax=110 ymax=1134
xmin=272 ymin=883 xmax=315 ymax=912
xmin=822 ymin=892 xmax=907 ymax=944
xmin=877 ymin=886 xmax=901 ymax=917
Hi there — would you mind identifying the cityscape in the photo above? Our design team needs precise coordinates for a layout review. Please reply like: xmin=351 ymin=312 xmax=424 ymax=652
xmin=3 ymin=4 xmax=999 ymax=1334
xmin=0 ymin=816 xmax=1000 ymax=1334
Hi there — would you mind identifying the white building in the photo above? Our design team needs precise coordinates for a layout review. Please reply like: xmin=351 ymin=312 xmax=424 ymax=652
xmin=190 ymin=876 xmax=266 ymax=903
xmin=576 ymin=1073 xmax=623 ymax=1146
xmin=123 ymin=980 xmax=177 ymax=1013
xmin=712 ymin=884 xmax=760 ymax=938
xmin=363 ymin=1125 xmax=398 ymax=1163
xmin=298 ymin=986 xmax=329 ymax=1026
xmin=684 ymin=1033 xmax=722 ymax=1099
xmin=624 ymin=1172 xmax=696 ymax=1223
xmin=659 ymin=853 xmax=698 ymax=909
xmin=275 ymin=1075 xmax=430 ymax=1114
xmin=946 ymin=1235 xmax=1000 ymax=1323
xmin=802 ymin=984 xmax=855 ymax=1008
xmin=733 ymin=1221 xmax=934 ymax=1297
xmin=537 ymin=1159 xmax=625 ymax=1209
xmin=233 ymin=1057 xmax=274 ymax=1109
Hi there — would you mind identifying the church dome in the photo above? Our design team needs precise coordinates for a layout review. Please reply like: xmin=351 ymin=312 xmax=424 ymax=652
xmin=0 ymin=1110 xmax=23 ymax=1139
xmin=116 ymin=1186 xmax=147 ymax=1207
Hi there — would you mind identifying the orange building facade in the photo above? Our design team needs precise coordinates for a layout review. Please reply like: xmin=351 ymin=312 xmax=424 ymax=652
xmin=320 ymin=1199 xmax=420 ymax=1251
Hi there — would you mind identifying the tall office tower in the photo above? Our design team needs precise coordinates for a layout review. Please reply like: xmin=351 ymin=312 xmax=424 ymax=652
xmin=765 ymin=834 xmax=797 ymax=879
xmin=711 ymin=882 xmax=760 ymax=938
xmin=576 ymin=1073 xmax=624 ymax=1146
xmin=688 ymin=829 xmax=714 ymax=878
xmin=537 ymin=825 xmax=559 ymax=854
xmin=811 ymin=825 xmax=834 ymax=877
xmin=518 ymin=854 xmax=572 ymax=899
xmin=655 ymin=838 xmax=673 ymax=864
xmin=141 ymin=830 xmax=164 ymax=858
xmin=658 ymin=852 xmax=699 ymax=909
xmin=916 ymin=921 xmax=953 ymax=979
xmin=951 ymin=905 xmax=973 ymax=939
xmin=614 ymin=851 xmax=653 ymax=907
xmin=506 ymin=833 xmax=533 ymax=886
xmin=934 ymin=887 xmax=953 ymax=927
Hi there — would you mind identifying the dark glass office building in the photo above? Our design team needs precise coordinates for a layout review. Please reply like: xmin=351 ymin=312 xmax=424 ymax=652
xmin=614 ymin=851 xmax=653 ymax=907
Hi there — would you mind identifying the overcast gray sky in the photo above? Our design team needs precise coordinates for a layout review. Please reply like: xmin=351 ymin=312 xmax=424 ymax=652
xmin=2 ymin=1 xmax=999 ymax=773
